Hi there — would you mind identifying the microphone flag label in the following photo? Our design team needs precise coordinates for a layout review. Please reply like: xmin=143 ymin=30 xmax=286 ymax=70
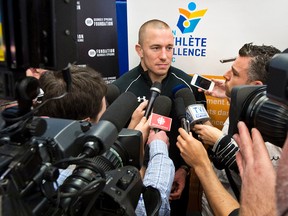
xmin=149 ymin=113 xmax=172 ymax=131
xmin=186 ymin=104 xmax=210 ymax=124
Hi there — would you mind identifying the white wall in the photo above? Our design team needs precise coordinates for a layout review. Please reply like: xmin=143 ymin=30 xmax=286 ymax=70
xmin=127 ymin=0 xmax=288 ymax=76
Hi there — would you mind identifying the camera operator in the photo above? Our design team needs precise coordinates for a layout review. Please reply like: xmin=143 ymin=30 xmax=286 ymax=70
xmin=36 ymin=65 xmax=175 ymax=215
xmin=191 ymin=43 xmax=282 ymax=215
xmin=35 ymin=65 xmax=109 ymax=185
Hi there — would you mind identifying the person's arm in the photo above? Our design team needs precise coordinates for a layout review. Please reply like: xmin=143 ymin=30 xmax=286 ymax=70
xmin=195 ymin=155 xmax=240 ymax=216
xmin=177 ymin=128 xmax=239 ymax=216
xmin=135 ymin=131 xmax=175 ymax=216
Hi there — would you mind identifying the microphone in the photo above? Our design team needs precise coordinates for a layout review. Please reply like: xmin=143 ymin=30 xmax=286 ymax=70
xmin=149 ymin=95 xmax=172 ymax=132
xmin=144 ymin=81 xmax=162 ymax=118
xmin=174 ymin=88 xmax=210 ymax=126
xmin=106 ymin=83 xmax=120 ymax=106
xmin=82 ymin=91 xmax=138 ymax=157
xmin=174 ymin=97 xmax=190 ymax=132
xmin=186 ymin=104 xmax=210 ymax=126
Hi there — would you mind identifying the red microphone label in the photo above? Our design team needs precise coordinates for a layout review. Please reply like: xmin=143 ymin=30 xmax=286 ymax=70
xmin=149 ymin=113 xmax=172 ymax=131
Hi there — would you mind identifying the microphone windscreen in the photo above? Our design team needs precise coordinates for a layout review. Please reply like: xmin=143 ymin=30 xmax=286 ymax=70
xmin=152 ymin=95 xmax=172 ymax=117
xmin=100 ymin=91 xmax=138 ymax=132
xmin=150 ymin=81 xmax=162 ymax=95
xmin=172 ymin=84 xmax=187 ymax=95
xmin=174 ymin=97 xmax=186 ymax=119
xmin=106 ymin=83 xmax=120 ymax=106
xmin=174 ymin=88 xmax=196 ymax=107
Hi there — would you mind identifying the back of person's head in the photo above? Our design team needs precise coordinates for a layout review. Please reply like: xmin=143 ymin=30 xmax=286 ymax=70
xmin=37 ymin=65 xmax=107 ymax=122
xmin=239 ymin=42 xmax=281 ymax=84
xmin=138 ymin=19 xmax=170 ymax=45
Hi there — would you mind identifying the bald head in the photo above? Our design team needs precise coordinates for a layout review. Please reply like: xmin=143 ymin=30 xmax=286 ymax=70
xmin=138 ymin=19 xmax=171 ymax=45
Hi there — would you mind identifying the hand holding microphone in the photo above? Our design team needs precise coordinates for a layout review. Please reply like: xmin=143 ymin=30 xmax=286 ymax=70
xmin=128 ymin=100 xmax=148 ymax=129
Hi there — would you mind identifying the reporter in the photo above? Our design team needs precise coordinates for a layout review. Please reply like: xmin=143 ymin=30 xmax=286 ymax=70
xmin=37 ymin=65 xmax=172 ymax=215
xmin=191 ymin=43 xmax=281 ymax=215
xmin=37 ymin=65 xmax=107 ymax=122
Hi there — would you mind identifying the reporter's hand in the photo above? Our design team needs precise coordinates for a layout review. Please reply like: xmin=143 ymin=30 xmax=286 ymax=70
xmin=134 ymin=117 xmax=150 ymax=153
xmin=147 ymin=130 xmax=169 ymax=147
xmin=176 ymin=128 xmax=209 ymax=169
xmin=169 ymin=168 xmax=186 ymax=200
xmin=128 ymin=100 xmax=148 ymax=129
xmin=192 ymin=124 xmax=223 ymax=146
xmin=198 ymin=79 xmax=227 ymax=99
xmin=234 ymin=121 xmax=276 ymax=216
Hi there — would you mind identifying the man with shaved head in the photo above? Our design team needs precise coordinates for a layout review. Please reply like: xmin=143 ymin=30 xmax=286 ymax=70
xmin=113 ymin=19 xmax=207 ymax=215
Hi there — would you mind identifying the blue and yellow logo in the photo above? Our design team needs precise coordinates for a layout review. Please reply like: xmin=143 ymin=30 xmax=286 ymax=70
xmin=177 ymin=2 xmax=207 ymax=34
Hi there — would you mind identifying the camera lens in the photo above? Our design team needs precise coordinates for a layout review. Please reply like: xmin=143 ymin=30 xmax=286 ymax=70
xmin=241 ymin=87 xmax=288 ymax=147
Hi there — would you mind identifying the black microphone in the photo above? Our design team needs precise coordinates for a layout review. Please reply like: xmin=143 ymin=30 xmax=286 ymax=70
xmin=106 ymin=83 xmax=120 ymax=106
xmin=82 ymin=91 xmax=138 ymax=157
xmin=153 ymin=95 xmax=172 ymax=117
xmin=151 ymin=95 xmax=172 ymax=132
xmin=174 ymin=88 xmax=210 ymax=126
xmin=144 ymin=81 xmax=162 ymax=118
xmin=174 ymin=97 xmax=190 ymax=132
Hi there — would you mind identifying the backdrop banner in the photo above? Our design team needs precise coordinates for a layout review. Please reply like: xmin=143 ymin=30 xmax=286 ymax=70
xmin=77 ymin=0 xmax=119 ymax=83
xmin=127 ymin=0 xmax=288 ymax=76
xmin=126 ymin=0 xmax=288 ymax=128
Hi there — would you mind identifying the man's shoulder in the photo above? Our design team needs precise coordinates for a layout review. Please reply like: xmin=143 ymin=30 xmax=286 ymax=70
xmin=169 ymin=66 xmax=195 ymax=85
xmin=170 ymin=66 xmax=192 ymax=76
xmin=116 ymin=67 xmax=139 ymax=80
xmin=113 ymin=66 xmax=141 ymax=86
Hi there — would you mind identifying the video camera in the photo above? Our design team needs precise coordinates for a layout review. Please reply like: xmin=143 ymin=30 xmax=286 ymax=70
xmin=0 ymin=116 xmax=144 ymax=216
xmin=210 ymin=49 xmax=288 ymax=172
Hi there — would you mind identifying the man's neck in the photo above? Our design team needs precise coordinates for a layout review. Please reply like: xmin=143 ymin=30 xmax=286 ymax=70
xmin=147 ymin=71 xmax=167 ymax=83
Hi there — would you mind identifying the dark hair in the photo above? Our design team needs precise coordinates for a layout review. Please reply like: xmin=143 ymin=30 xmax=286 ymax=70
xmin=37 ymin=65 xmax=107 ymax=121
xmin=239 ymin=43 xmax=281 ymax=84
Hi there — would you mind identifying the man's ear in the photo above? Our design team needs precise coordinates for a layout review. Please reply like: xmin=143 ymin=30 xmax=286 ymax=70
xmin=250 ymin=80 xmax=263 ymax=86
xmin=135 ymin=44 xmax=143 ymax=58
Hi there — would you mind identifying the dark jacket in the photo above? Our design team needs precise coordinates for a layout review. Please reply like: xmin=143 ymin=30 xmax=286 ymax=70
xmin=113 ymin=64 xmax=207 ymax=169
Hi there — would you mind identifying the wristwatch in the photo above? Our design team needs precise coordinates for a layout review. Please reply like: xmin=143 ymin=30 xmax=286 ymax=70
xmin=180 ymin=165 xmax=191 ymax=176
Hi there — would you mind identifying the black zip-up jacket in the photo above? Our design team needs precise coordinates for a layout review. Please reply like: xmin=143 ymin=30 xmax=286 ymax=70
xmin=113 ymin=64 xmax=207 ymax=170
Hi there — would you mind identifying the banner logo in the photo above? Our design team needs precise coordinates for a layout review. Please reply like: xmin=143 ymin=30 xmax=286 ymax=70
xmin=177 ymin=2 xmax=207 ymax=34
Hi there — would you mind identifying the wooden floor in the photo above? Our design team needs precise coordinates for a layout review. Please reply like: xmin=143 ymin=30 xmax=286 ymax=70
xmin=187 ymin=168 xmax=203 ymax=216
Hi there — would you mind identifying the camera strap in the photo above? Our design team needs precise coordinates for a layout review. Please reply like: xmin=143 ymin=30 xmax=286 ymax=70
xmin=225 ymin=168 xmax=240 ymax=201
